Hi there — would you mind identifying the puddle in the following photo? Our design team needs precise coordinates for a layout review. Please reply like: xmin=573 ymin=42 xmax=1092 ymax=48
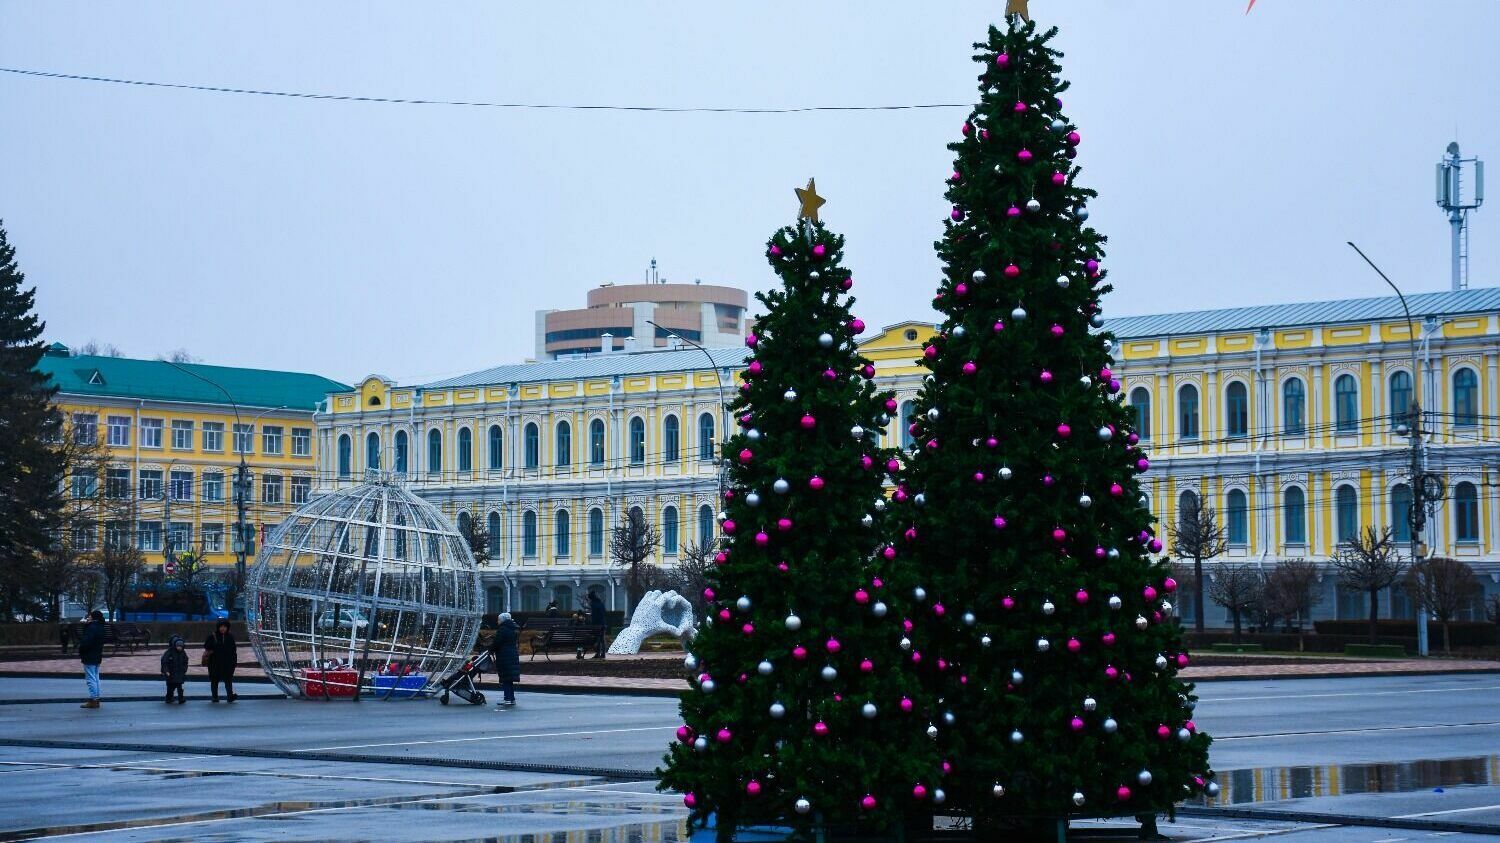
xmin=1202 ymin=754 xmax=1500 ymax=805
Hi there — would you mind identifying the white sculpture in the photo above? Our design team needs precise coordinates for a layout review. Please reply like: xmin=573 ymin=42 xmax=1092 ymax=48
xmin=608 ymin=589 xmax=696 ymax=655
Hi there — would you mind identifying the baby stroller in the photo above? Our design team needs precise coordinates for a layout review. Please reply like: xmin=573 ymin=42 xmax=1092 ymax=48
xmin=438 ymin=650 xmax=493 ymax=705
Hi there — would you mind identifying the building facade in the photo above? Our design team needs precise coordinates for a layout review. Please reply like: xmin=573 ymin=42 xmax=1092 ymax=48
xmin=40 ymin=344 xmax=350 ymax=573
xmin=321 ymin=288 xmax=1500 ymax=626
xmin=536 ymin=282 xmax=748 ymax=360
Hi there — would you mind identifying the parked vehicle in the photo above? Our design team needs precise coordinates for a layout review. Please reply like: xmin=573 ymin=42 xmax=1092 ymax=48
xmin=316 ymin=608 xmax=382 ymax=632
xmin=121 ymin=589 xmax=228 ymax=622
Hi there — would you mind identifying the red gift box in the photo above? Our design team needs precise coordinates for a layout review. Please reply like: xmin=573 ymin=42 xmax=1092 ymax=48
xmin=299 ymin=668 xmax=359 ymax=698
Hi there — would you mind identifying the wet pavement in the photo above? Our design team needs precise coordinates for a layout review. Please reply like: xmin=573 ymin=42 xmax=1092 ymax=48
xmin=2 ymin=673 xmax=1498 ymax=841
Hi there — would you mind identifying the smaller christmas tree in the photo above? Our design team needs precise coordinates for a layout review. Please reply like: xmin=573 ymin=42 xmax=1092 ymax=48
xmin=660 ymin=182 xmax=938 ymax=839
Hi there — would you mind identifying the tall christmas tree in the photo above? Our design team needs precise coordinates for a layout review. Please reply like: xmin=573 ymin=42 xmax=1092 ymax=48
xmin=891 ymin=5 xmax=1215 ymax=829
xmin=661 ymin=182 xmax=938 ymax=839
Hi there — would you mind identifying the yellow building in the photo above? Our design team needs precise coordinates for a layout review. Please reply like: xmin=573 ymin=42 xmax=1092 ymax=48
xmin=40 ymin=344 xmax=350 ymax=575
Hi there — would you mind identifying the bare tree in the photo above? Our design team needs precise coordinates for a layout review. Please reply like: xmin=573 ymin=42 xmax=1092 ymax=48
xmin=73 ymin=340 xmax=123 ymax=357
xmin=1405 ymin=557 xmax=1483 ymax=653
xmin=458 ymin=517 xmax=490 ymax=564
xmin=172 ymin=548 xmax=212 ymax=593
xmin=94 ymin=540 xmax=145 ymax=621
xmin=610 ymin=510 xmax=661 ymax=609
xmin=161 ymin=349 xmax=199 ymax=364
xmin=1332 ymin=527 xmax=1406 ymax=644
xmin=673 ymin=540 xmax=715 ymax=618
xmin=34 ymin=542 xmax=83 ymax=622
xmin=1169 ymin=495 xmax=1228 ymax=633
xmin=1263 ymin=558 xmax=1323 ymax=646
xmin=1207 ymin=563 xmax=1265 ymax=643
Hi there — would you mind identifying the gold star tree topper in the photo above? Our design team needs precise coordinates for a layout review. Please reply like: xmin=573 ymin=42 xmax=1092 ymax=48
xmin=1006 ymin=0 xmax=1030 ymax=22
xmin=795 ymin=178 xmax=826 ymax=223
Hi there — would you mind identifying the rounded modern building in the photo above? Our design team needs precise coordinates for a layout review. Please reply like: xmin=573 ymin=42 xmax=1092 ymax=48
xmin=536 ymin=282 xmax=748 ymax=360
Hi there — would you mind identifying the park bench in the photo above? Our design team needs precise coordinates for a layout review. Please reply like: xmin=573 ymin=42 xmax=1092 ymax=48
xmin=61 ymin=621 xmax=152 ymax=655
xmin=523 ymin=618 xmax=604 ymax=661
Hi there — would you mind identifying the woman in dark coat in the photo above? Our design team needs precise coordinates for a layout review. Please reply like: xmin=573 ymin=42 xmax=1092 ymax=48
xmin=203 ymin=620 xmax=238 ymax=703
xmin=489 ymin=612 xmax=520 ymax=709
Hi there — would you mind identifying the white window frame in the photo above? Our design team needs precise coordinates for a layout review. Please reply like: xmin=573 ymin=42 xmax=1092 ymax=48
xmin=261 ymin=474 xmax=284 ymax=505
xmin=262 ymin=425 xmax=284 ymax=456
xmin=140 ymin=418 xmax=164 ymax=449
xmin=203 ymin=422 xmax=225 ymax=452
xmin=290 ymin=476 xmax=312 ymax=504
xmin=107 ymin=415 xmax=131 ymax=447
xmin=171 ymin=419 xmax=194 ymax=450
xmin=203 ymin=471 xmax=225 ymax=502
xmin=291 ymin=427 xmax=312 ymax=457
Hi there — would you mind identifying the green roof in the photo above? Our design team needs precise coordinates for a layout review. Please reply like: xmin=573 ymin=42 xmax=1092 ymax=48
xmin=37 ymin=346 xmax=350 ymax=411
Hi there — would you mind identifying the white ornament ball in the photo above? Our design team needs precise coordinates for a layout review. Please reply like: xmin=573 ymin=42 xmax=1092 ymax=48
xmin=1010 ymin=669 xmax=1024 ymax=685
xmin=1074 ymin=206 xmax=1090 ymax=221
xmin=992 ymin=783 xmax=1006 ymax=798
xmin=1178 ymin=728 xmax=1192 ymax=742
xmin=932 ymin=788 xmax=947 ymax=805
xmin=913 ymin=586 xmax=927 ymax=601
xmin=773 ymin=478 xmax=790 ymax=494
xmin=1097 ymin=426 xmax=1114 ymax=441
xmin=850 ymin=424 xmax=864 ymax=440
xmin=1083 ymin=697 xmax=1097 ymax=712
xmin=962 ymin=611 xmax=976 ymax=626
xmin=1136 ymin=615 xmax=1149 ymax=630
xmin=981 ymin=634 xmax=993 ymax=648
xmin=1010 ymin=730 xmax=1024 ymax=744
xmin=900 ymin=637 xmax=912 ymax=651
xmin=745 ymin=492 xmax=761 ymax=507
xmin=809 ymin=271 xmax=821 ymax=280
xmin=914 ymin=493 xmax=927 ymax=507
xmin=1108 ymin=548 xmax=1121 ymax=560
xmin=821 ymin=665 xmax=838 ymax=682
xmin=746 ymin=428 xmax=762 ymax=442
xmin=769 ymin=702 xmax=786 ymax=719
xmin=998 ymin=466 xmax=1013 ymax=480
xmin=701 ymin=678 xmax=716 ymax=694
xmin=1090 ymin=314 xmax=1105 ymax=329
xmin=1051 ymin=118 xmax=1067 ymax=133
xmin=795 ymin=797 xmax=812 ymax=814
xmin=972 ymin=269 xmax=987 ymax=283
xmin=1056 ymin=274 xmax=1071 ymax=289
xmin=1072 ymin=791 xmax=1086 ymax=807
xmin=757 ymin=660 xmax=774 ymax=676
xmin=1078 ymin=494 xmax=1093 ymax=509
xmin=1011 ymin=306 xmax=1028 ymax=322
xmin=1103 ymin=718 xmax=1118 ymax=733
xmin=873 ymin=498 xmax=887 ymax=512
xmin=716 ymin=510 xmax=728 ymax=523
xmin=862 ymin=703 xmax=878 ymax=719
xmin=872 ymin=601 xmax=888 ymax=618
xmin=684 ymin=654 xmax=699 ymax=670
xmin=1026 ymin=198 xmax=1042 ymax=213
xmin=736 ymin=596 xmax=751 ymax=612
xmin=1108 ymin=595 xmax=1122 ymax=610
xmin=1036 ymin=637 xmax=1051 ymax=652
xmin=1206 ymin=781 xmax=1221 ymax=797
xmin=953 ymin=325 xmax=967 ymax=338
xmin=1156 ymin=655 xmax=1169 ymax=670
xmin=784 ymin=388 xmax=798 ymax=401
xmin=943 ymin=711 xmax=956 ymax=725
xmin=861 ymin=514 xmax=875 ymax=527
xmin=1042 ymin=600 xmax=1056 ymax=616
xmin=818 ymin=332 xmax=834 ymax=348
xmin=927 ymin=724 xmax=939 ymax=739
xmin=927 ymin=408 xmax=940 ymax=422
xmin=1103 ymin=338 xmax=1115 ymax=352
xmin=784 ymin=614 xmax=802 ymax=631
xmin=1161 ymin=600 xmax=1174 ymax=615
xmin=694 ymin=736 xmax=709 ymax=751
xmin=1138 ymin=770 xmax=1153 ymax=787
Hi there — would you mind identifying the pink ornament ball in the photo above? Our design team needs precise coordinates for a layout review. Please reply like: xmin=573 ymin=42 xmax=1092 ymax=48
xmin=1094 ymin=546 xmax=1106 ymax=559
xmin=951 ymin=207 xmax=965 ymax=221
xmin=1052 ymin=171 xmax=1067 ymax=186
xmin=1105 ymin=665 xmax=1120 ymax=680
xmin=738 ymin=382 xmax=750 ymax=394
xmin=1110 ymin=483 xmax=1124 ymax=497
xmin=717 ymin=728 xmax=733 ymax=743
xmin=1117 ymin=786 xmax=1132 ymax=802
xmin=933 ymin=603 xmax=947 ymax=617
xmin=754 ymin=532 xmax=769 ymax=546
xmin=800 ymin=414 xmax=816 ymax=430
xmin=1102 ymin=632 xmax=1116 ymax=647
xmin=1057 ymin=423 xmax=1072 ymax=438
xmin=1186 ymin=720 xmax=1197 ymax=732
xmin=1067 ymin=131 xmax=1082 ymax=146
xmin=841 ymin=277 xmax=853 ymax=291
xmin=778 ymin=561 xmax=790 ymax=573
xmin=883 ymin=545 xmax=897 ymax=560
xmin=913 ymin=783 xmax=928 ymax=800
xmin=862 ymin=364 xmax=875 ymax=378
xmin=900 ymin=696 xmax=914 ymax=712
xmin=962 ymin=122 xmax=973 ymax=136
xmin=1075 ymin=588 xmax=1090 ymax=604
xmin=955 ymin=283 xmax=969 ymax=296
xmin=850 ymin=318 xmax=866 ymax=333
xmin=996 ymin=53 xmax=1010 ymax=67
xmin=1157 ymin=725 xmax=1171 ymax=740
xmin=1050 ymin=324 xmax=1065 ymax=338
xmin=769 ymin=245 xmax=782 ymax=258
xmin=1177 ymin=653 xmax=1191 ymax=668
xmin=962 ymin=360 xmax=977 ymax=375
xmin=1127 ymin=432 xmax=1140 ymax=446
xmin=826 ymin=638 xmax=842 ymax=654
xmin=703 ymin=588 xmax=716 ymax=601
xmin=747 ymin=360 xmax=763 ymax=376
xmin=1018 ymin=148 xmax=1033 ymax=162
xmin=1052 ymin=528 xmax=1069 ymax=544
xmin=676 ymin=725 xmax=693 ymax=742
xmin=713 ymin=551 xmax=727 ymax=564
xmin=981 ymin=129 xmax=990 ymax=141
xmin=861 ymin=795 xmax=878 ymax=811
xmin=718 ymin=609 xmax=731 ymax=622
xmin=777 ymin=518 xmax=793 ymax=532
xmin=812 ymin=244 xmax=827 ymax=259
xmin=1042 ymin=474 xmax=1055 ymax=487
xmin=809 ymin=475 xmax=825 ymax=491
xmin=1071 ymin=717 xmax=1086 ymax=732
xmin=747 ymin=780 xmax=762 ymax=797
xmin=822 ymin=368 xmax=837 ymax=381
xmin=885 ymin=398 xmax=899 ymax=412
xmin=886 ymin=458 xmax=901 ymax=473
xmin=1002 ymin=595 xmax=1016 ymax=610
xmin=860 ymin=658 xmax=874 ymax=673
xmin=1004 ymin=263 xmax=1021 ymax=278
xmin=1137 ymin=458 xmax=1151 ymax=472
xmin=684 ymin=793 xmax=698 ymax=809
xmin=1164 ymin=577 xmax=1178 ymax=593
xmin=1067 ymin=638 xmax=1082 ymax=653
xmin=904 ymin=527 xmax=917 ymax=542
xmin=993 ymin=516 xmax=1008 ymax=530
xmin=950 ymin=170 xmax=961 ymax=182
xmin=1040 ymin=370 xmax=1054 ymax=385
xmin=1013 ymin=100 xmax=1028 ymax=113
xmin=741 ymin=623 xmax=754 ymax=635
xmin=993 ymin=320 xmax=1006 ymax=333
xmin=1148 ymin=539 xmax=1164 ymax=553
xmin=792 ymin=646 xmax=808 ymax=660
xmin=1143 ymin=586 xmax=1158 ymax=601
xmin=722 ymin=520 xmax=737 ymax=534
xmin=923 ymin=345 xmax=938 ymax=360
xmin=814 ymin=721 xmax=830 ymax=737
xmin=1007 ymin=205 xmax=1021 ymax=218
xmin=745 ymin=333 xmax=759 ymax=348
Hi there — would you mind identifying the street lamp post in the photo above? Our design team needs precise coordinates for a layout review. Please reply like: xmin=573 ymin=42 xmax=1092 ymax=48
xmin=647 ymin=320 xmax=729 ymax=496
xmin=1348 ymin=242 xmax=1431 ymax=656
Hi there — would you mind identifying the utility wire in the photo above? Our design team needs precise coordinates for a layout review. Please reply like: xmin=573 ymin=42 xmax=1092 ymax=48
xmin=0 ymin=67 xmax=968 ymax=114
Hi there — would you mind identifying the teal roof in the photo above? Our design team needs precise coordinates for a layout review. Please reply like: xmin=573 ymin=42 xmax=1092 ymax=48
xmin=38 ymin=349 xmax=350 ymax=411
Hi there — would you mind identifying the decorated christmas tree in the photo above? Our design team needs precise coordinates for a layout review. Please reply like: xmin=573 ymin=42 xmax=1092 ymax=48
xmin=890 ymin=4 xmax=1215 ymax=830
xmin=660 ymin=181 xmax=938 ymax=839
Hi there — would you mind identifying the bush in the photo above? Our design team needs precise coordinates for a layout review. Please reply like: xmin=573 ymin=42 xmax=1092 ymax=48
xmin=1210 ymin=642 xmax=1265 ymax=653
xmin=1345 ymin=643 xmax=1407 ymax=658
xmin=1313 ymin=620 xmax=1498 ymax=648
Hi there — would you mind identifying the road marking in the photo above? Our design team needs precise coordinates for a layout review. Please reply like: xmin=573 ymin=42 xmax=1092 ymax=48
xmin=1200 ymin=678 xmax=1500 ymax=699
xmin=295 ymin=724 xmax=673 ymax=752
xmin=1214 ymin=721 xmax=1500 ymax=741
xmin=1396 ymin=803 xmax=1500 ymax=819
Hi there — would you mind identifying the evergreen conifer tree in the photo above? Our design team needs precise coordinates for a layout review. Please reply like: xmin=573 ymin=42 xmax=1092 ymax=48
xmin=890 ymin=12 xmax=1215 ymax=829
xmin=0 ymin=221 xmax=65 ymax=620
xmin=661 ymin=183 xmax=937 ymax=839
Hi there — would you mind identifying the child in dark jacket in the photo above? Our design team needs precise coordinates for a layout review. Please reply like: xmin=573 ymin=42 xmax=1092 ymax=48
xmin=160 ymin=635 xmax=189 ymax=704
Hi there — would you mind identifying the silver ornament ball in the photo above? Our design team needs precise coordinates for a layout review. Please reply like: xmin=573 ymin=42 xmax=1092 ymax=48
xmin=773 ymin=478 xmax=790 ymax=494
xmin=861 ymin=514 xmax=875 ymax=527
xmin=914 ymin=492 xmax=927 ymax=506
xmin=795 ymin=797 xmax=812 ymax=814
xmin=746 ymin=429 xmax=762 ymax=442
xmin=1036 ymin=637 xmax=1051 ymax=652
xmin=1011 ymin=306 xmax=1028 ymax=322
xmin=808 ymin=270 xmax=821 ymax=280
xmin=1078 ymin=494 xmax=1093 ymax=508
xmin=1178 ymin=728 xmax=1192 ymax=742
xmin=769 ymin=702 xmax=786 ymax=719
xmin=1074 ymin=206 xmax=1090 ymax=221
xmin=1083 ymin=696 xmax=1097 ymax=711
xmin=943 ymin=711 xmax=956 ymax=725
xmin=927 ymin=724 xmax=940 ymax=739
xmin=818 ymin=332 xmax=834 ymax=348
xmin=1108 ymin=595 xmax=1122 ymax=610
xmin=981 ymin=634 xmax=993 ymax=648
xmin=862 ymin=702 xmax=878 ymax=719
xmin=736 ymin=596 xmax=751 ymax=612
xmin=999 ymin=466 xmax=1013 ymax=480
xmin=1205 ymin=781 xmax=1221 ymax=797
xmin=1097 ymin=426 xmax=1114 ymax=441
xmin=900 ymin=637 xmax=913 ymax=651
xmin=992 ymin=783 xmax=1006 ymax=798
xmin=1042 ymin=600 xmax=1056 ymax=616
xmin=745 ymin=492 xmax=761 ymax=507
xmin=932 ymin=788 xmax=947 ymax=805
xmin=1103 ymin=718 xmax=1118 ymax=733
xmin=821 ymin=665 xmax=838 ymax=681
xmin=1090 ymin=314 xmax=1105 ymax=329
xmin=701 ymin=678 xmax=716 ymax=693
xmin=1026 ymin=198 xmax=1042 ymax=213
xmin=1137 ymin=770 xmax=1153 ymax=787
xmin=1011 ymin=669 xmax=1024 ymax=685
xmin=972 ymin=269 xmax=987 ymax=283
xmin=872 ymin=601 xmax=888 ymax=618
xmin=1072 ymin=791 xmax=1086 ymax=807
xmin=873 ymin=498 xmax=887 ymax=512
xmin=1051 ymin=118 xmax=1067 ymax=132
xmin=784 ymin=614 xmax=802 ymax=631
xmin=962 ymin=611 xmax=976 ymax=626
xmin=1136 ymin=615 xmax=1149 ymax=630
xmin=694 ymin=736 xmax=709 ymax=752
xmin=850 ymin=424 xmax=864 ymax=440
xmin=757 ymin=660 xmax=774 ymax=675
xmin=783 ymin=388 xmax=798 ymax=401
xmin=952 ymin=324 xmax=967 ymax=338
xmin=1156 ymin=655 xmax=1169 ymax=670
xmin=926 ymin=407 xmax=940 ymax=422
xmin=684 ymin=654 xmax=699 ymax=670
xmin=913 ymin=586 xmax=927 ymax=601
xmin=1056 ymin=274 xmax=1071 ymax=289
xmin=1010 ymin=730 xmax=1024 ymax=744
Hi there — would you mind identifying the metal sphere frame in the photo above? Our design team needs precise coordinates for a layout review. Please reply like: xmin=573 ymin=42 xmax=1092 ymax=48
xmin=245 ymin=477 xmax=482 ymax=700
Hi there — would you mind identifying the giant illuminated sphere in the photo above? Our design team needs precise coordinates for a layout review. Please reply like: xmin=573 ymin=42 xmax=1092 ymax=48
xmin=245 ymin=479 xmax=482 ymax=699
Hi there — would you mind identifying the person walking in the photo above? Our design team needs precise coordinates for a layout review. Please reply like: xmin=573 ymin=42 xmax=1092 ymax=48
xmin=203 ymin=620 xmax=238 ymax=703
xmin=78 ymin=610 xmax=106 ymax=709
xmin=588 ymin=590 xmax=608 ymax=659
xmin=160 ymin=635 xmax=188 ymax=704
xmin=544 ymin=600 xmax=560 ymax=618
xmin=489 ymin=612 xmax=520 ymax=709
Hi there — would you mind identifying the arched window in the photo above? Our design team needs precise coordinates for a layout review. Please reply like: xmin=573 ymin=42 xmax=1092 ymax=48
xmin=662 ymin=506 xmax=679 ymax=554
xmin=555 ymin=509 xmax=570 ymax=556
xmin=554 ymin=585 xmax=574 ymax=610
xmin=1453 ymin=369 xmax=1479 ymax=427
xmin=522 ymin=511 xmax=538 ymax=557
xmin=698 ymin=413 xmax=716 ymax=462
xmin=556 ymin=421 xmax=572 ymax=467
xmin=901 ymin=401 xmax=918 ymax=450
xmin=1226 ymin=382 xmax=1249 ymax=438
xmin=589 ymin=419 xmax=606 ymax=466
xmin=1455 ymin=481 xmax=1480 ymax=542
xmin=628 ymin=505 xmax=646 ymax=532
xmin=699 ymin=504 xmax=715 ymax=546
xmin=663 ymin=415 xmax=680 ymax=464
xmin=337 ymin=434 xmax=352 ymax=478
xmin=366 ymin=432 xmax=381 ymax=471
xmin=1389 ymin=371 xmax=1413 ymax=429
xmin=1129 ymin=387 xmax=1152 ymax=439
xmin=427 ymin=429 xmax=442 ymax=475
xmin=1178 ymin=385 xmax=1199 ymax=440
xmin=457 ymin=511 xmax=471 ymax=535
xmin=1284 ymin=487 xmax=1307 ymax=545
xmin=1283 ymin=378 xmax=1306 ymax=435
xmin=1226 ymin=489 xmax=1248 ymax=545
xmin=588 ymin=508 xmax=605 ymax=556
xmin=1178 ymin=489 xmax=1200 ymax=531
xmin=1335 ymin=485 xmax=1358 ymax=543
xmin=457 ymin=428 xmax=473 ymax=472
xmin=1391 ymin=483 xmax=1413 ymax=544
xmin=394 ymin=430 xmax=408 ymax=475
xmin=629 ymin=417 xmax=646 ymax=465
xmin=487 ymin=511 xmax=502 ymax=547
xmin=1334 ymin=374 xmax=1359 ymax=434
xmin=488 ymin=425 xmax=503 ymax=470
xmin=524 ymin=422 xmax=539 ymax=470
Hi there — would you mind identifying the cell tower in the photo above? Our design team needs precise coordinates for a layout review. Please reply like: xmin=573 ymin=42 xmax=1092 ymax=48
xmin=1436 ymin=142 xmax=1484 ymax=291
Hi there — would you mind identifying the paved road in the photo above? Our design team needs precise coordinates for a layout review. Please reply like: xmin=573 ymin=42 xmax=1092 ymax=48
xmin=2 ymin=673 xmax=1497 ymax=841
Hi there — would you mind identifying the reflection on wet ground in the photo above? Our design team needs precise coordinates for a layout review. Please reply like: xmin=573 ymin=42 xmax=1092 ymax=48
xmin=1202 ymin=753 xmax=1500 ymax=805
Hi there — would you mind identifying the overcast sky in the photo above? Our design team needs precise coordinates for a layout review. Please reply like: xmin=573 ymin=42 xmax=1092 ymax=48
xmin=2 ymin=1 xmax=1496 ymax=385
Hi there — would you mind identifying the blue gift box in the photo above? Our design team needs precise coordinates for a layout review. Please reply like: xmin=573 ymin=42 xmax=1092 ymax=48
xmin=370 ymin=673 xmax=427 ymax=698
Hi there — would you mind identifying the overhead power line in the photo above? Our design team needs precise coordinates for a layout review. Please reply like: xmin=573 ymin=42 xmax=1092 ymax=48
xmin=0 ymin=67 xmax=968 ymax=114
